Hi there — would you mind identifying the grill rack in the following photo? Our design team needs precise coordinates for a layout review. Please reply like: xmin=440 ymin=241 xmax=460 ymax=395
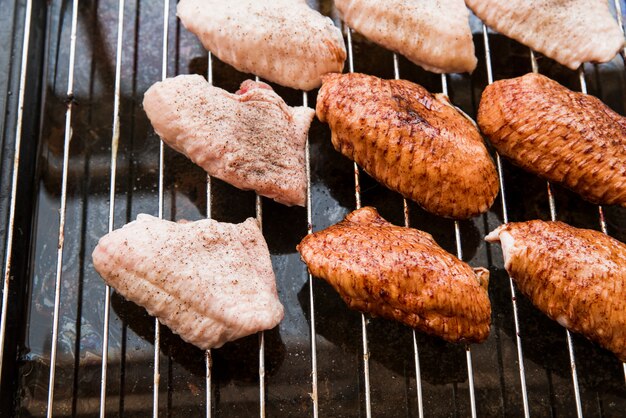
xmin=1 ymin=0 xmax=626 ymax=415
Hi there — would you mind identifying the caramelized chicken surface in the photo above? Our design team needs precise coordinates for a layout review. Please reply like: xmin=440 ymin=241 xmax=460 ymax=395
xmin=144 ymin=75 xmax=314 ymax=207
xmin=177 ymin=0 xmax=346 ymax=90
xmin=478 ymin=73 xmax=626 ymax=207
xmin=465 ymin=0 xmax=624 ymax=70
xmin=93 ymin=215 xmax=284 ymax=350
xmin=316 ymin=73 xmax=499 ymax=219
xmin=335 ymin=0 xmax=476 ymax=73
xmin=486 ymin=220 xmax=626 ymax=361
xmin=298 ymin=207 xmax=491 ymax=343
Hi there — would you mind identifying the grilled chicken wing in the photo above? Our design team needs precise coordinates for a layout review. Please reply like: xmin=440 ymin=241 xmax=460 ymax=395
xmin=93 ymin=215 xmax=284 ymax=350
xmin=478 ymin=73 xmax=626 ymax=207
xmin=486 ymin=220 xmax=626 ymax=361
xmin=465 ymin=0 xmax=624 ymax=70
xmin=316 ymin=73 xmax=499 ymax=219
xmin=298 ymin=207 xmax=491 ymax=343
xmin=335 ymin=0 xmax=476 ymax=73
xmin=177 ymin=0 xmax=346 ymax=90
xmin=143 ymin=75 xmax=314 ymax=207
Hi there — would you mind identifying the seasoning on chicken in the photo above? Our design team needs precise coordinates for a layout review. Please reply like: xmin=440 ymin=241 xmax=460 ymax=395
xmin=297 ymin=207 xmax=492 ymax=343
xmin=316 ymin=73 xmax=499 ymax=219
xmin=478 ymin=73 xmax=626 ymax=207
xmin=92 ymin=214 xmax=284 ymax=350
xmin=143 ymin=75 xmax=314 ymax=207
xmin=465 ymin=0 xmax=624 ymax=70
xmin=335 ymin=0 xmax=476 ymax=73
xmin=486 ymin=220 xmax=626 ymax=361
xmin=176 ymin=0 xmax=346 ymax=91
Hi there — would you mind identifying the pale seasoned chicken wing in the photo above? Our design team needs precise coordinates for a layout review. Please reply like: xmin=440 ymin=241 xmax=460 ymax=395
xmin=298 ymin=207 xmax=492 ymax=343
xmin=143 ymin=75 xmax=314 ymax=207
xmin=465 ymin=0 xmax=624 ymax=70
xmin=486 ymin=220 xmax=626 ymax=361
xmin=177 ymin=0 xmax=346 ymax=90
xmin=478 ymin=73 xmax=626 ymax=207
xmin=336 ymin=0 xmax=477 ymax=73
xmin=316 ymin=73 xmax=499 ymax=219
xmin=92 ymin=215 xmax=284 ymax=350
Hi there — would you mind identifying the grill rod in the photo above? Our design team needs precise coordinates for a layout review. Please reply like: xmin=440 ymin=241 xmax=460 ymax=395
xmin=0 ymin=0 xmax=33 ymax=384
xmin=481 ymin=24 xmax=531 ymax=418
xmin=153 ymin=0 xmax=171 ymax=414
xmin=528 ymin=49 xmax=584 ymax=418
xmin=99 ymin=0 xmax=125 ymax=415
xmin=391 ymin=53 xmax=424 ymax=418
xmin=303 ymin=88 xmax=320 ymax=417
xmin=205 ymin=50 xmax=214 ymax=418
xmin=46 ymin=0 xmax=80 ymax=415
xmin=344 ymin=26 xmax=373 ymax=418
xmin=252 ymin=74 xmax=267 ymax=418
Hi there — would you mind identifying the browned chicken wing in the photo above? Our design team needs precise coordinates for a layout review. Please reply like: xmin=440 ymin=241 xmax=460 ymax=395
xmin=478 ymin=73 xmax=626 ymax=207
xmin=486 ymin=220 xmax=626 ymax=361
xmin=316 ymin=73 xmax=499 ymax=219
xmin=297 ymin=207 xmax=492 ymax=343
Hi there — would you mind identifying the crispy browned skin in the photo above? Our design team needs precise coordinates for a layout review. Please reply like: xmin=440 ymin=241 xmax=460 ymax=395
xmin=316 ymin=73 xmax=499 ymax=219
xmin=297 ymin=207 xmax=492 ymax=343
xmin=478 ymin=73 xmax=626 ymax=207
xmin=486 ymin=220 xmax=626 ymax=361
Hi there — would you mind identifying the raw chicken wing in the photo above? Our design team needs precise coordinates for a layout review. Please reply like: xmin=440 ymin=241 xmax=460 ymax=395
xmin=336 ymin=0 xmax=477 ymax=73
xmin=93 ymin=214 xmax=284 ymax=350
xmin=466 ymin=0 xmax=624 ymax=69
xmin=144 ymin=75 xmax=314 ymax=207
xmin=177 ymin=0 xmax=346 ymax=90
xmin=298 ymin=207 xmax=492 ymax=343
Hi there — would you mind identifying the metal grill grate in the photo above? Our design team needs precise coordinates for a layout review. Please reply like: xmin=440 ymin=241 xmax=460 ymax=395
xmin=0 ymin=0 xmax=625 ymax=416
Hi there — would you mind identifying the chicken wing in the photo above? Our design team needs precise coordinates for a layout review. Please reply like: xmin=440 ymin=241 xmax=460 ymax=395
xmin=316 ymin=73 xmax=499 ymax=219
xmin=465 ymin=0 xmax=624 ymax=70
xmin=143 ymin=75 xmax=314 ymax=207
xmin=298 ymin=207 xmax=491 ymax=343
xmin=92 ymin=215 xmax=284 ymax=350
xmin=478 ymin=73 xmax=626 ymax=207
xmin=177 ymin=0 xmax=346 ymax=90
xmin=335 ymin=0 xmax=477 ymax=73
xmin=486 ymin=220 xmax=626 ymax=361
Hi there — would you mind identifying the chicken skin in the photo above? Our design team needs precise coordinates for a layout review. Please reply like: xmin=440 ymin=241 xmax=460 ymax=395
xmin=143 ymin=75 xmax=314 ymax=207
xmin=478 ymin=73 xmax=626 ymax=207
xmin=465 ymin=0 xmax=624 ymax=70
xmin=316 ymin=73 xmax=499 ymax=219
xmin=335 ymin=0 xmax=476 ymax=73
xmin=298 ymin=207 xmax=492 ymax=343
xmin=93 ymin=215 xmax=284 ymax=350
xmin=486 ymin=220 xmax=626 ymax=361
xmin=177 ymin=0 xmax=346 ymax=90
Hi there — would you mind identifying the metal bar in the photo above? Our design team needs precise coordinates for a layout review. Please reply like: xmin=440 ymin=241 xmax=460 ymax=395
xmin=303 ymin=89 xmax=319 ymax=418
xmin=250 ymin=74 xmax=267 ymax=418
xmin=344 ymin=26 xmax=371 ymax=418
xmin=154 ymin=0 xmax=170 ymax=415
xmin=439 ymin=73 xmax=478 ymax=418
xmin=0 ymin=0 xmax=33 ymax=383
xmin=482 ymin=24 xmax=531 ymax=418
xmin=99 ymin=0 xmax=125 ymax=416
xmin=47 ymin=0 xmax=80 ymax=415
xmin=392 ymin=52 xmax=424 ymax=418
xmin=205 ymin=51 xmax=213 ymax=418
xmin=529 ymin=50 xmax=583 ymax=418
